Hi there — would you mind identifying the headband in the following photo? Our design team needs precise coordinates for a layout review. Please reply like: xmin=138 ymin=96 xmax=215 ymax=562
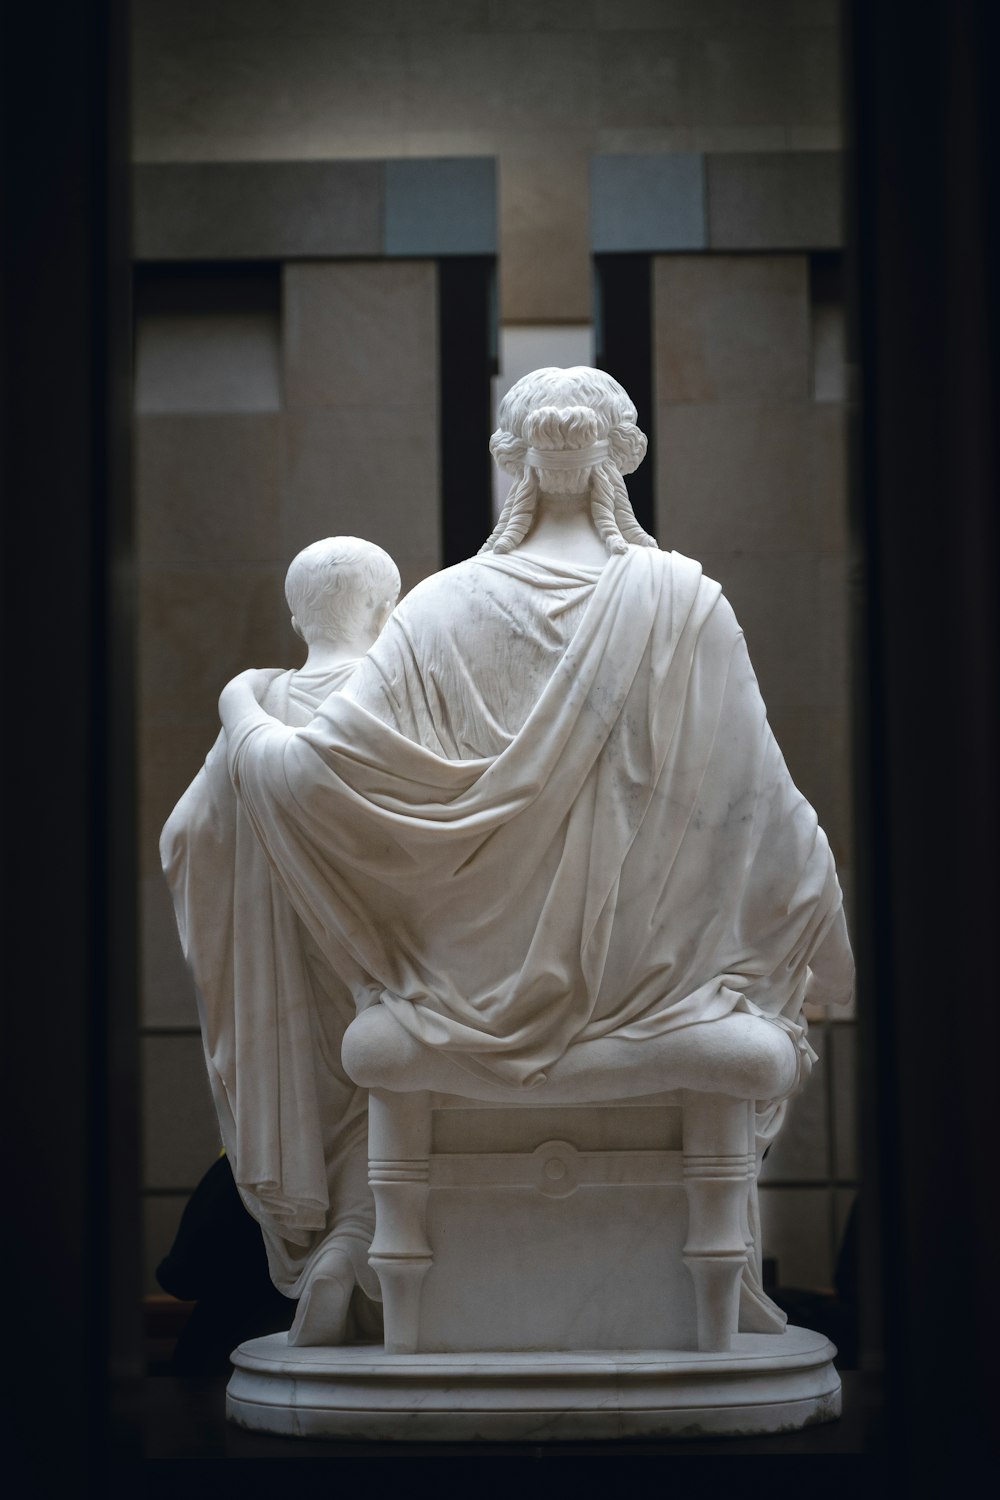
xmin=524 ymin=439 xmax=610 ymax=471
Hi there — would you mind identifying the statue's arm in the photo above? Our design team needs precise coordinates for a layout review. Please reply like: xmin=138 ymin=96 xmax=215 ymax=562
xmin=218 ymin=667 xmax=285 ymax=739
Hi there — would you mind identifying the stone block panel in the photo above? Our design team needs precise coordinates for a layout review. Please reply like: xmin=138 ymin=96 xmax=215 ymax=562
xmin=758 ymin=1186 xmax=832 ymax=1289
xmin=136 ymin=414 xmax=284 ymax=568
xmin=139 ymin=568 xmax=288 ymax=729
xmin=133 ymin=162 xmax=383 ymax=261
xmin=654 ymin=254 xmax=809 ymax=402
xmin=141 ymin=1034 xmax=220 ymax=1192
xmin=656 ymin=402 xmax=845 ymax=557
xmin=403 ymin=31 xmax=597 ymax=135
xmin=134 ymin=310 xmax=282 ymax=415
xmin=283 ymin=406 xmax=440 ymax=569
xmin=707 ymin=151 xmax=843 ymax=249
xmin=592 ymin=155 xmax=705 ymax=252
xmin=385 ymin=158 xmax=497 ymax=255
xmin=693 ymin=551 xmax=838 ymax=713
xmin=501 ymin=152 xmax=591 ymax=323
xmin=283 ymin=261 xmax=438 ymax=409
xmin=767 ymin=705 xmax=852 ymax=868
xmin=139 ymin=721 xmax=220 ymax=878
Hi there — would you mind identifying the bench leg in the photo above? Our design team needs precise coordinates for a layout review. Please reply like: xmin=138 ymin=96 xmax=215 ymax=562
xmin=682 ymin=1093 xmax=754 ymax=1352
xmin=367 ymin=1089 xmax=432 ymax=1355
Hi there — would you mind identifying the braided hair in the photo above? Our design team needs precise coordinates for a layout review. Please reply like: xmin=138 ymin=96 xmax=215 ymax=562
xmin=482 ymin=367 xmax=656 ymax=556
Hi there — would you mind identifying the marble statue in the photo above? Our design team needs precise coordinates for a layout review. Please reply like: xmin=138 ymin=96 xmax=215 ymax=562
xmin=161 ymin=536 xmax=400 ymax=1345
xmin=168 ymin=368 xmax=854 ymax=1438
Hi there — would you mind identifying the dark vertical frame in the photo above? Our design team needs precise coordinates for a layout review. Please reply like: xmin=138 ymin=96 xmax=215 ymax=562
xmin=1 ymin=0 xmax=138 ymax=1478
xmin=849 ymin=0 xmax=999 ymax=1468
xmin=438 ymin=257 xmax=497 ymax=568
xmin=593 ymin=253 xmax=655 ymax=538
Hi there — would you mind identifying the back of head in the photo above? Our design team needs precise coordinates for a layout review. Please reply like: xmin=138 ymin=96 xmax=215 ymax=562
xmin=484 ymin=367 xmax=654 ymax=556
xmin=284 ymin=537 xmax=401 ymax=645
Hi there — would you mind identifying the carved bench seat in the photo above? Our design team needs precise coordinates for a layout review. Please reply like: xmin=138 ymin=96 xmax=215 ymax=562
xmin=341 ymin=1007 xmax=797 ymax=1356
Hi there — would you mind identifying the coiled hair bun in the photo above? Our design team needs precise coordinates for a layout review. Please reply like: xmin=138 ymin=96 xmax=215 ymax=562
xmin=481 ymin=367 xmax=657 ymax=555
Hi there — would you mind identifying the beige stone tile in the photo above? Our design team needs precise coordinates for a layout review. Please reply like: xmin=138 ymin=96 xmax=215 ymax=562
xmin=656 ymin=403 xmax=841 ymax=556
xmin=596 ymin=30 xmax=694 ymax=129
xmin=403 ymin=31 xmax=598 ymax=135
xmin=134 ymin=17 xmax=408 ymax=164
xmin=501 ymin=231 xmax=593 ymax=323
xmin=136 ymin=414 xmax=283 ymax=568
xmin=758 ymin=1186 xmax=832 ymax=1288
xmin=689 ymin=125 xmax=789 ymax=152
xmin=401 ymin=128 xmax=510 ymax=158
xmin=595 ymin=126 xmax=697 ymax=154
xmin=283 ymin=262 xmax=438 ymax=410
xmin=283 ymin=406 xmax=441 ymax=568
xmin=141 ymin=1034 xmax=221 ymax=1191
xmin=766 ymin=706 xmax=852 ymax=867
xmin=139 ymin=568 xmax=289 ymax=729
xmin=788 ymin=25 xmax=843 ymax=130
xmin=654 ymin=255 xmax=809 ymax=403
xmin=759 ymin=1049 xmax=829 ymax=1182
xmin=500 ymin=152 xmax=591 ymax=323
xmin=139 ymin=721 xmax=220 ymax=878
xmin=141 ymin=873 xmax=200 ymax=1030
xmin=686 ymin=27 xmax=797 ymax=128
xmin=142 ymin=1194 xmax=189 ymax=1296
xmin=691 ymin=550 xmax=823 ymax=712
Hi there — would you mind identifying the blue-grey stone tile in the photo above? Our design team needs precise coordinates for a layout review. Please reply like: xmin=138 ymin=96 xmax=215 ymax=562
xmin=385 ymin=157 xmax=497 ymax=255
xmin=707 ymin=150 xmax=843 ymax=249
xmin=591 ymin=153 xmax=705 ymax=251
xmin=134 ymin=162 xmax=383 ymax=261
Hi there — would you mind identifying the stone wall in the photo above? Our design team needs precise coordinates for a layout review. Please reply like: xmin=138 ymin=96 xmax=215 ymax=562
xmin=132 ymin=0 xmax=843 ymax=321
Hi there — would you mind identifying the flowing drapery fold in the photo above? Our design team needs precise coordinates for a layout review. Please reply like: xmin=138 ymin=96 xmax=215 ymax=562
xmin=225 ymin=549 xmax=851 ymax=1108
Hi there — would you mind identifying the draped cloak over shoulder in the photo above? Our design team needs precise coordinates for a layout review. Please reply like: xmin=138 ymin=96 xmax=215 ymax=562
xmin=161 ymin=663 xmax=376 ymax=1298
xmin=225 ymin=548 xmax=853 ymax=1109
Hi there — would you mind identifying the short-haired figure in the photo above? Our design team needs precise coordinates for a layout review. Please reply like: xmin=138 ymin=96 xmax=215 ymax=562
xmin=161 ymin=536 xmax=400 ymax=1346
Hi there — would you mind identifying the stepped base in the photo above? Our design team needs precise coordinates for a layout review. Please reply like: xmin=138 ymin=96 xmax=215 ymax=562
xmin=227 ymin=1325 xmax=841 ymax=1441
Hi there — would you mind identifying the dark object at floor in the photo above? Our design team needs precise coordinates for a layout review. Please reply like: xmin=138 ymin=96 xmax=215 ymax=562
xmin=156 ymin=1155 xmax=295 ymax=1374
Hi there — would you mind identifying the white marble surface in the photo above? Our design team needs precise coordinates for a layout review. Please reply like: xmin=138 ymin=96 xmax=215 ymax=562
xmin=173 ymin=370 xmax=855 ymax=1427
xmin=161 ymin=538 xmax=401 ymax=1326
xmin=226 ymin=1326 xmax=842 ymax=1441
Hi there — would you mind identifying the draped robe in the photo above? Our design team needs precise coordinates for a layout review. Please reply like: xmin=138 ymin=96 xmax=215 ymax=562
xmin=225 ymin=547 xmax=852 ymax=1166
xmin=161 ymin=662 xmax=377 ymax=1298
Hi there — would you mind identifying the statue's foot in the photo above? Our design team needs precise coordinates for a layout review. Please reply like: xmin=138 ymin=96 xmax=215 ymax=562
xmin=288 ymin=1246 xmax=355 ymax=1347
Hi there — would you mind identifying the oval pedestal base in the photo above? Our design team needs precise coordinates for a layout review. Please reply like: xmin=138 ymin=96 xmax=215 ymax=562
xmin=226 ymin=1326 xmax=841 ymax=1442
